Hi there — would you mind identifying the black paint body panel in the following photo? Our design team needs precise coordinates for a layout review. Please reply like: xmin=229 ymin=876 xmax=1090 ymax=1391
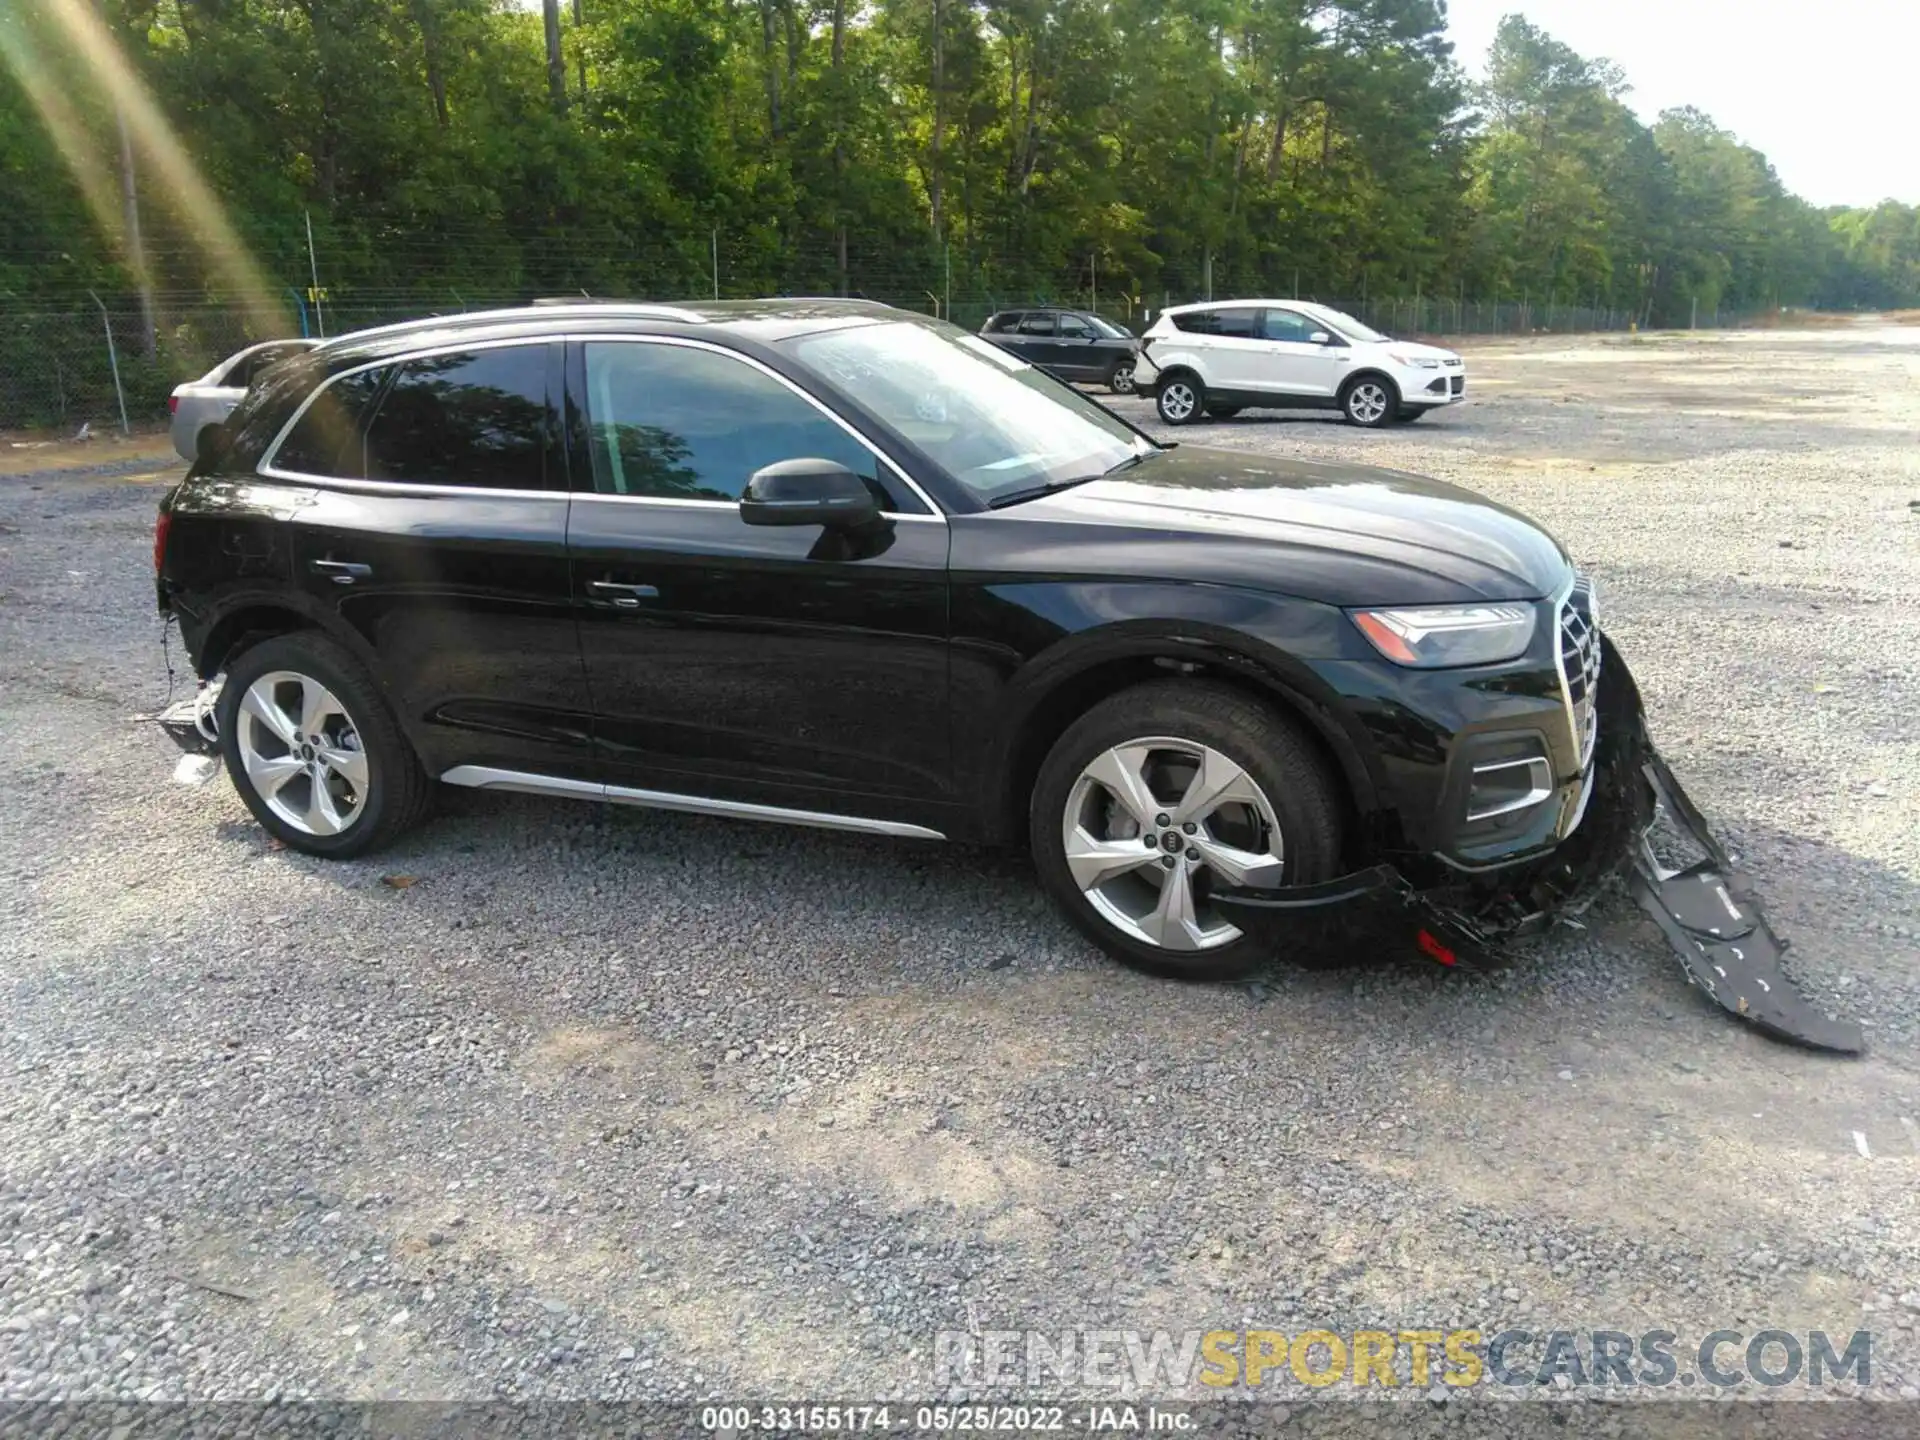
xmin=567 ymin=498 xmax=956 ymax=823
xmin=158 ymin=300 xmax=1583 ymax=867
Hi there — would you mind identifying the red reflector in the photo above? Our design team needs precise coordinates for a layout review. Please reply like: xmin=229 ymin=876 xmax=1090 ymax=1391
xmin=1417 ymin=928 xmax=1457 ymax=967
xmin=153 ymin=510 xmax=171 ymax=575
xmin=168 ymin=395 xmax=180 ymax=414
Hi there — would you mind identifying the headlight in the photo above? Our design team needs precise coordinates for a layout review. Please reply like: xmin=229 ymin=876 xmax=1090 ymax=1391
xmin=1350 ymin=603 xmax=1538 ymax=667
xmin=1388 ymin=352 xmax=1443 ymax=369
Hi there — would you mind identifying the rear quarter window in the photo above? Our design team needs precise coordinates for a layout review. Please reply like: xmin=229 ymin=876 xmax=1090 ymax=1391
xmin=272 ymin=369 xmax=389 ymax=478
xmin=216 ymin=359 xmax=328 ymax=473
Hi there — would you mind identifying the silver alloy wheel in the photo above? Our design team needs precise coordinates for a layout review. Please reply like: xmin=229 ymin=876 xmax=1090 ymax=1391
xmin=1346 ymin=380 xmax=1390 ymax=424
xmin=1159 ymin=380 xmax=1197 ymax=422
xmin=235 ymin=670 xmax=369 ymax=837
xmin=1061 ymin=736 xmax=1284 ymax=951
xmin=1110 ymin=360 xmax=1136 ymax=394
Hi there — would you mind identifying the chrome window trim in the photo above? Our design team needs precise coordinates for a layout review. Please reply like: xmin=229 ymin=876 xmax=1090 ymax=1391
xmin=258 ymin=334 xmax=561 ymax=491
xmin=566 ymin=491 xmax=945 ymax=525
xmin=570 ymin=333 xmax=943 ymax=520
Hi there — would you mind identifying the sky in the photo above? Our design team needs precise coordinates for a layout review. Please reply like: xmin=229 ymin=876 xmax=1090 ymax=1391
xmin=1443 ymin=0 xmax=1920 ymax=208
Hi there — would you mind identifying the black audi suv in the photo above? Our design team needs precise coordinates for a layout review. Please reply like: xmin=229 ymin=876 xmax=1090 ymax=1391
xmin=156 ymin=298 xmax=1607 ymax=982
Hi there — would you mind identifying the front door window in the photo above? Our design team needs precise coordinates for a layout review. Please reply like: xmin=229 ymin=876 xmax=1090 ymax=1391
xmin=582 ymin=342 xmax=884 ymax=503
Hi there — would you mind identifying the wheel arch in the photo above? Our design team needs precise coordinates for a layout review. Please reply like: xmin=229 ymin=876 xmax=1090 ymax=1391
xmin=193 ymin=591 xmax=385 ymax=691
xmin=1339 ymin=368 xmax=1401 ymax=405
xmin=984 ymin=634 xmax=1384 ymax=853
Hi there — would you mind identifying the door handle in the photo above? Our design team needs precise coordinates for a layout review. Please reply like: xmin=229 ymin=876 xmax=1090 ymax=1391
xmin=309 ymin=558 xmax=372 ymax=585
xmin=589 ymin=579 xmax=659 ymax=609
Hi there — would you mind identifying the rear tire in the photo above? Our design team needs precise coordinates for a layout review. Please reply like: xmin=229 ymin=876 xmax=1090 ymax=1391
xmin=1030 ymin=681 xmax=1347 ymax=982
xmin=1156 ymin=374 xmax=1205 ymax=426
xmin=1341 ymin=375 xmax=1400 ymax=428
xmin=218 ymin=631 xmax=430 ymax=858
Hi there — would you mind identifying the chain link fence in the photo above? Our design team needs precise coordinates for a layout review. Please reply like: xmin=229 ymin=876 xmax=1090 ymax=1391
xmin=0 ymin=254 xmax=1777 ymax=431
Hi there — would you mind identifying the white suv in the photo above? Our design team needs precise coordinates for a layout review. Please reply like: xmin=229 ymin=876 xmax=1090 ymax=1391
xmin=1131 ymin=300 xmax=1465 ymax=428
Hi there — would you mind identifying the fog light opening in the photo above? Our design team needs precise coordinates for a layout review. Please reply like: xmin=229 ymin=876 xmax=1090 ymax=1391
xmin=1465 ymin=756 xmax=1554 ymax=823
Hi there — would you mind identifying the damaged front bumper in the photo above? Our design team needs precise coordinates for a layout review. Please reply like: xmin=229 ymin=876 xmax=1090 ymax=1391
xmin=1213 ymin=634 xmax=1865 ymax=1056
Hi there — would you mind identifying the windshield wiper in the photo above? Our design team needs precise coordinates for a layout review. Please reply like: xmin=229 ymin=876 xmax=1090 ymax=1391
xmin=986 ymin=475 xmax=1100 ymax=510
xmin=986 ymin=451 xmax=1149 ymax=510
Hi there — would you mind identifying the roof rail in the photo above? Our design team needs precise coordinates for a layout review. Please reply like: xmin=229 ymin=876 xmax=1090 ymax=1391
xmin=318 ymin=301 xmax=711 ymax=348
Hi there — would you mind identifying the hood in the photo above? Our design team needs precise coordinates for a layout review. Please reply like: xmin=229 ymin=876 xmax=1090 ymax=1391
xmin=1380 ymin=339 xmax=1459 ymax=362
xmin=1008 ymin=445 xmax=1571 ymax=606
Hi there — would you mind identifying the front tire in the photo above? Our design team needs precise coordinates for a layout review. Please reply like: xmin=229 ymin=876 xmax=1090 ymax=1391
xmin=1155 ymin=374 xmax=1205 ymax=426
xmin=1030 ymin=681 xmax=1346 ymax=981
xmin=218 ymin=631 xmax=430 ymax=858
xmin=1341 ymin=375 xmax=1399 ymax=428
xmin=1107 ymin=358 xmax=1136 ymax=395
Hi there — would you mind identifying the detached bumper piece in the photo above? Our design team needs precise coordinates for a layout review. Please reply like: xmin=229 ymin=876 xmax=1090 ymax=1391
xmin=1628 ymin=751 xmax=1864 ymax=1055
xmin=1214 ymin=634 xmax=1864 ymax=1056
xmin=149 ymin=685 xmax=224 ymax=787
xmin=153 ymin=688 xmax=219 ymax=755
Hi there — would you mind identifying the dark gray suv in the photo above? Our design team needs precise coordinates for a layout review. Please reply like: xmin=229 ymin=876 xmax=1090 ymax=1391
xmin=978 ymin=308 xmax=1140 ymax=392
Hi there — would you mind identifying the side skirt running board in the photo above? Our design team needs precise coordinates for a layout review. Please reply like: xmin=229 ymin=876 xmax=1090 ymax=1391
xmin=439 ymin=765 xmax=947 ymax=841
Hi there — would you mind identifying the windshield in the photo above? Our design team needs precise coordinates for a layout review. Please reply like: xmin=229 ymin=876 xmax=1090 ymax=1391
xmin=1087 ymin=315 xmax=1132 ymax=339
xmin=785 ymin=319 xmax=1148 ymax=506
xmin=1311 ymin=306 xmax=1389 ymax=344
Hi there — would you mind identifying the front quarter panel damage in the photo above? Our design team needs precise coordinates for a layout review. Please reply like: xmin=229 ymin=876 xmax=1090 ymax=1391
xmin=1214 ymin=632 xmax=1866 ymax=1056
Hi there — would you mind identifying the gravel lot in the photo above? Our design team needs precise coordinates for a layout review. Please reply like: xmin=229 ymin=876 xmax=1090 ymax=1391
xmin=2 ymin=325 xmax=1918 ymax=1421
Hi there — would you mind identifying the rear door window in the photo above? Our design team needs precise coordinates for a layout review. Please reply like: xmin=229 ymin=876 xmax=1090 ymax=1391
xmin=1213 ymin=308 xmax=1261 ymax=339
xmin=363 ymin=346 xmax=552 ymax=489
xmin=1016 ymin=313 xmax=1057 ymax=336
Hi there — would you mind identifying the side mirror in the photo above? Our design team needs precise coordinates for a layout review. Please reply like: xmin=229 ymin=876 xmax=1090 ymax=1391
xmin=1309 ymin=331 xmax=1334 ymax=346
xmin=739 ymin=458 xmax=880 ymax=529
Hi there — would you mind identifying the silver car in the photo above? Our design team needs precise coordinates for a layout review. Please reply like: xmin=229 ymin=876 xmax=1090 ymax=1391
xmin=168 ymin=339 xmax=317 ymax=462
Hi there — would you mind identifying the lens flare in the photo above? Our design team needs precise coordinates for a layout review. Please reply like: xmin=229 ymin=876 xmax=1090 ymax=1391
xmin=5 ymin=1 xmax=290 ymax=335
xmin=0 ymin=15 xmax=122 ymax=245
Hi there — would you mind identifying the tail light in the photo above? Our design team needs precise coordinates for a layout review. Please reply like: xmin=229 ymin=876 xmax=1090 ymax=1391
xmin=168 ymin=394 xmax=180 ymax=414
xmin=154 ymin=509 xmax=172 ymax=575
